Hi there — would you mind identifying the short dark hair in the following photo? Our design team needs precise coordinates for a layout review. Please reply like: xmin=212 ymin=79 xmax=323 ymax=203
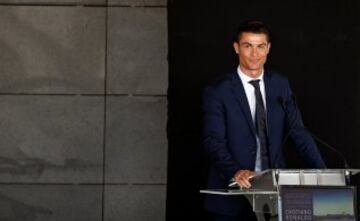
xmin=233 ymin=20 xmax=270 ymax=42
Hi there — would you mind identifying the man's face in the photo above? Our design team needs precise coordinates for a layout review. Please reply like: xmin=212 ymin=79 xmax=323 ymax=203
xmin=233 ymin=32 xmax=271 ymax=76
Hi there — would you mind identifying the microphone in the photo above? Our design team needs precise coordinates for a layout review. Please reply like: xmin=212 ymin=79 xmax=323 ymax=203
xmin=276 ymin=95 xmax=350 ymax=169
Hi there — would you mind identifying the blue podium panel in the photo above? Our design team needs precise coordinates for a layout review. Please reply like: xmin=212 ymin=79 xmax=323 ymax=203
xmin=280 ymin=186 xmax=357 ymax=221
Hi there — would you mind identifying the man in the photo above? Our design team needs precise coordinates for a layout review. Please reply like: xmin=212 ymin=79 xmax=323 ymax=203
xmin=202 ymin=21 xmax=326 ymax=220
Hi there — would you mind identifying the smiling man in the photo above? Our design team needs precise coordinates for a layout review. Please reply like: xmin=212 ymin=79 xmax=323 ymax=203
xmin=202 ymin=21 xmax=326 ymax=221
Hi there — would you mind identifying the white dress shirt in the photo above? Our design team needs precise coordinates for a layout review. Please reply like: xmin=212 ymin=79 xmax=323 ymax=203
xmin=237 ymin=66 xmax=267 ymax=171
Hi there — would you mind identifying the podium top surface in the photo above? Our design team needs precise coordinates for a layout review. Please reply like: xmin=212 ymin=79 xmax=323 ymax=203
xmin=200 ymin=169 xmax=360 ymax=196
xmin=200 ymin=189 xmax=278 ymax=195
xmin=274 ymin=169 xmax=360 ymax=174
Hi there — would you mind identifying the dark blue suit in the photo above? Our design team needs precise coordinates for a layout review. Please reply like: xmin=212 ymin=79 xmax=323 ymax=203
xmin=202 ymin=70 xmax=325 ymax=216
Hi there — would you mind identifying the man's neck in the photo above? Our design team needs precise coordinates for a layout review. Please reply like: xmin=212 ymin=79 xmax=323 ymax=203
xmin=239 ymin=66 xmax=263 ymax=79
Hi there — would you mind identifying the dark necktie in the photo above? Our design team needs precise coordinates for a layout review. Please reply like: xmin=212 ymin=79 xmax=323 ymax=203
xmin=248 ymin=79 xmax=270 ymax=170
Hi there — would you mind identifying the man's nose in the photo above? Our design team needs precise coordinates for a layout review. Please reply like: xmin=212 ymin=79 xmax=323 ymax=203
xmin=251 ymin=48 xmax=258 ymax=57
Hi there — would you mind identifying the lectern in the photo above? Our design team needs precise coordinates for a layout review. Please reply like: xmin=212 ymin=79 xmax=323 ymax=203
xmin=200 ymin=169 xmax=360 ymax=221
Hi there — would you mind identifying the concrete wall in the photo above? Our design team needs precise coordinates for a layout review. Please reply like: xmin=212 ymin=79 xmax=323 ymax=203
xmin=0 ymin=1 xmax=167 ymax=220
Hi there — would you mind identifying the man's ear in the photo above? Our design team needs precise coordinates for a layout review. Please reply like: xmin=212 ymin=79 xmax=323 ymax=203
xmin=233 ymin=42 xmax=239 ymax=54
xmin=267 ymin=43 xmax=271 ymax=53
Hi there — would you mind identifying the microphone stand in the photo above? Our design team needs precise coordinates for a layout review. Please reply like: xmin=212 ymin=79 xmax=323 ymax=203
xmin=275 ymin=95 xmax=350 ymax=169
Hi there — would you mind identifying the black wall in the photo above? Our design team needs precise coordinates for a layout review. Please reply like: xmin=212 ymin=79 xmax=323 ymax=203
xmin=167 ymin=0 xmax=360 ymax=220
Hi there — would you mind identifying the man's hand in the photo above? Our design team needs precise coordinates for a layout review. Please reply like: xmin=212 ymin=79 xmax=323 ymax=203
xmin=234 ymin=170 xmax=255 ymax=188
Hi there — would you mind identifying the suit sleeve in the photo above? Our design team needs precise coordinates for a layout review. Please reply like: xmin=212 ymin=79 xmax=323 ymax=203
xmin=283 ymin=79 xmax=326 ymax=168
xmin=202 ymin=86 xmax=241 ymax=181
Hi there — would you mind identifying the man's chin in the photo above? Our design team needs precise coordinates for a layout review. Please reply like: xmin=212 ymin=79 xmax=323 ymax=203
xmin=248 ymin=66 xmax=263 ymax=71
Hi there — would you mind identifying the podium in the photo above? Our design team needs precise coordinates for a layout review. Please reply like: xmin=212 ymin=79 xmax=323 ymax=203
xmin=200 ymin=169 xmax=360 ymax=220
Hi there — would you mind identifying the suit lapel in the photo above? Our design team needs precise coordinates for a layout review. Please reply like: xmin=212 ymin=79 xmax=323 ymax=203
xmin=264 ymin=70 xmax=275 ymax=141
xmin=230 ymin=72 xmax=257 ymax=137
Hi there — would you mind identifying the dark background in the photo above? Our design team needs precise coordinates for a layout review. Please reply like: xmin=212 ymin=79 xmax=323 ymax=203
xmin=166 ymin=0 xmax=360 ymax=220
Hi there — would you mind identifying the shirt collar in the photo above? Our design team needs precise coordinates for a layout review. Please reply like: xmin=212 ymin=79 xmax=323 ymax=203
xmin=237 ymin=66 xmax=264 ymax=85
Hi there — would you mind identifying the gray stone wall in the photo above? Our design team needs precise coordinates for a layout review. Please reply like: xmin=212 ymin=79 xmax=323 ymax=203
xmin=0 ymin=1 xmax=167 ymax=221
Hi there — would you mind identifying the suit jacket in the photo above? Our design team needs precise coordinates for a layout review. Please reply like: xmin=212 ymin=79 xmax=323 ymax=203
xmin=202 ymin=69 xmax=325 ymax=215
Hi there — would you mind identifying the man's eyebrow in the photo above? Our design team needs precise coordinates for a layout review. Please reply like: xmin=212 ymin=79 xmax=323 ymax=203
xmin=240 ymin=42 xmax=268 ymax=46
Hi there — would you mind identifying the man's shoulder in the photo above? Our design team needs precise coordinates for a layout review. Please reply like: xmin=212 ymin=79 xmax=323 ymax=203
xmin=265 ymin=69 xmax=290 ymax=86
xmin=265 ymin=69 xmax=287 ymax=80
xmin=202 ymin=71 xmax=236 ymax=99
